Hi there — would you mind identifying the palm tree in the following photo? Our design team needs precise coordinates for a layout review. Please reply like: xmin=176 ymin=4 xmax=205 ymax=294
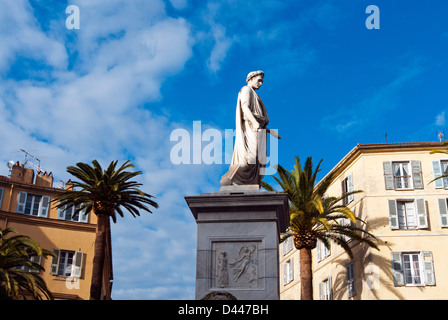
xmin=0 ymin=227 xmax=55 ymax=300
xmin=52 ymin=160 xmax=159 ymax=300
xmin=261 ymin=156 xmax=378 ymax=300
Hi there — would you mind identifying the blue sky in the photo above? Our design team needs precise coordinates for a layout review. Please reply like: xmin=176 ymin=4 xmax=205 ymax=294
xmin=0 ymin=0 xmax=447 ymax=299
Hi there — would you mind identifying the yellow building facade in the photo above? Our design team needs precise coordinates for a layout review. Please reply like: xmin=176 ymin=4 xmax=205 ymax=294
xmin=0 ymin=162 xmax=112 ymax=300
xmin=280 ymin=142 xmax=448 ymax=300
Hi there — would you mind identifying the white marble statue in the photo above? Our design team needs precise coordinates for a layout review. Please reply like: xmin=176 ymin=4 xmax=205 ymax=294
xmin=220 ymin=70 xmax=280 ymax=187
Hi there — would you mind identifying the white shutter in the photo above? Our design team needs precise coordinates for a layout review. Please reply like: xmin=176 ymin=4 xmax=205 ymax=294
xmin=316 ymin=239 xmax=321 ymax=261
xmin=50 ymin=249 xmax=61 ymax=275
xmin=318 ymin=282 xmax=323 ymax=300
xmin=57 ymin=202 xmax=66 ymax=220
xmin=437 ymin=198 xmax=448 ymax=227
xmin=422 ymin=251 xmax=435 ymax=286
xmin=327 ymin=277 xmax=332 ymax=300
xmin=72 ymin=251 xmax=83 ymax=278
xmin=347 ymin=174 xmax=354 ymax=203
xmin=39 ymin=195 xmax=50 ymax=218
xmin=288 ymin=258 xmax=294 ymax=283
xmin=415 ymin=198 xmax=428 ymax=229
xmin=283 ymin=262 xmax=287 ymax=286
xmin=29 ymin=256 xmax=42 ymax=273
xmin=411 ymin=160 xmax=423 ymax=189
xmin=383 ymin=161 xmax=395 ymax=190
xmin=16 ymin=191 xmax=27 ymax=213
xmin=80 ymin=208 xmax=89 ymax=223
xmin=432 ymin=160 xmax=444 ymax=188
xmin=391 ymin=252 xmax=404 ymax=286
xmin=388 ymin=199 xmax=399 ymax=229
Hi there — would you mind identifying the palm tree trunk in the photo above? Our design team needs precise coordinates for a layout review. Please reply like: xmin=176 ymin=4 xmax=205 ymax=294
xmin=300 ymin=247 xmax=313 ymax=300
xmin=90 ymin=214 xmax=109 ymax=300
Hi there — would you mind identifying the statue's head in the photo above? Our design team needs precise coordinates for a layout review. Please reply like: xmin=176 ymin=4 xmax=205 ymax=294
xmin=246 ymin=70 xmax=264 ymax=90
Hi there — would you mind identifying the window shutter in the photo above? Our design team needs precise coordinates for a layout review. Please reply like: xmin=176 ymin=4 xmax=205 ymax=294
xmin=328 ymin=277 xmax=332 ymax=300
xmin=289 ymin=258 xmax=294 ymax=283
xmin=50 ymin=249 xmax=61 ymax=275
xmin=57 ymin=203 xmax=66 ymax=220
xmin=411 ymin=160 xmax=423 ymax=189
xmin=283 ymin=262 xmax=287 ymax=286
xmin=16 ymin=191 xmax=27 ymax=213
xmin=415 ymin=198 xmax=428 ymax=229
xmin=297 ymin=251 xmax=300 ymax=275
xmin=325 ymin=241 xmax=331 ymax=258
xmin=29 ymin=256 xmax=42 ymax=273
xmin=72 ymin=251 xmax=83 ymax=278
xmin=438 ymin=198 xmax=448 ymax=227
xmin=0 ymin=188 xmax=4 ymax=208
xmin=318 ymin=282 xmax=323 ymax=300
xmin=341 ymin=178 xmax=347 ymax=205
xmin=316 ymin=239 xmax=321 ymax=261
xmin=383 ymin=161 xmax=395 ymax=190
xmin=347 ymin=174 xmax=354 ymax=203
xmin=80 ymin=208 xmax=89 ymax=223
xmin=391 ymin=252 xmax=404 ymax=286
xmin=388 ymin=199 xmax=399 ymax=229
xmin=39 ymin=196 xmax=50 ymax=218
xmin=432 ymin=160 xmax=444 ymax=189
xmin=422 ymin=251 xmax=435 ymax=285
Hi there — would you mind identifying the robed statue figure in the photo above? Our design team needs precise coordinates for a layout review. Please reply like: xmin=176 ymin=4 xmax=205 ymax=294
xmin=220 ymin=71 xmax=280 ymax=187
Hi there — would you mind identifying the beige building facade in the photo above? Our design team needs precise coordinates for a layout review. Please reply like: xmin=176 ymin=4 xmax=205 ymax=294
xmin=280 ymin=142 xmax=448 ymax=300
xmin=0 ymin=162 xmax=113 ymax=300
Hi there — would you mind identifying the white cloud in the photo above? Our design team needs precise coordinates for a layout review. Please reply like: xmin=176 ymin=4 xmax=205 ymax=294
xmin=0 ymin=0 xmax=214 ymax=300
xmin=436 ymin=111 xmax=446 ymax=126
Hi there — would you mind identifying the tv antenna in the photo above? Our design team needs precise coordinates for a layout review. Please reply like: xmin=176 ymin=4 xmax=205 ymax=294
xmin=20 ymin=149 xmax=45 ymax=174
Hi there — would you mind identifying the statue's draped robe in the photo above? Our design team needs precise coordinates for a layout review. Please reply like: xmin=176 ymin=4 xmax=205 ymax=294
xmin=220 ymin=86 xmax=269 ymax=186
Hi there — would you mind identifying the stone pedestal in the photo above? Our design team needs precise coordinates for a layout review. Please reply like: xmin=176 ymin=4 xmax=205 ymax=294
xmin=185 ymin=188 xmax=289 ymax=300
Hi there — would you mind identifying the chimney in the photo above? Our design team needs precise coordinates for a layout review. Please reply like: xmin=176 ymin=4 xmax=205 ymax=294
xmin=35 ymin=171 xmax=54 ymax=188
xmin=10 ymin=162 xmax=35 ymax=184
xmin=65 ymin=179 xmax=74 ymax=190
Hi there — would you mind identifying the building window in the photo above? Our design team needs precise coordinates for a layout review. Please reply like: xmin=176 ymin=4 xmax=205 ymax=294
xmin=319 ymin=277 xmax=332 ymax=300
xmin=346 ymin=263 xmax=356 ymax=297
xmin=341 ymin=174 xmax=354 ymax=205
xmin=387 ymin=198 xmax=428 ymax=230
xmin=57 ymin=202 xmax=89 ymax=223
xmin=432 ymin=160 xmax=448 ymax=189
xmin=317 ymin=238 xmax=330 ymax=262
xmin=50 ymin=249 xmax=83 ymax=278
xmin=16 ymin=191 xmax=50 ymax=218
xmin=437 ymin=198 xmax=448 ymax=227
xmin=383 ymin=160 xmax=423 ymax=190
xmin=391 ymin=251 xmax=435 ymax=287
xmin=283 ymin=258 xmax=294 ymax=285
xmin=18 ymin=255 xmax=42 ymax=273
